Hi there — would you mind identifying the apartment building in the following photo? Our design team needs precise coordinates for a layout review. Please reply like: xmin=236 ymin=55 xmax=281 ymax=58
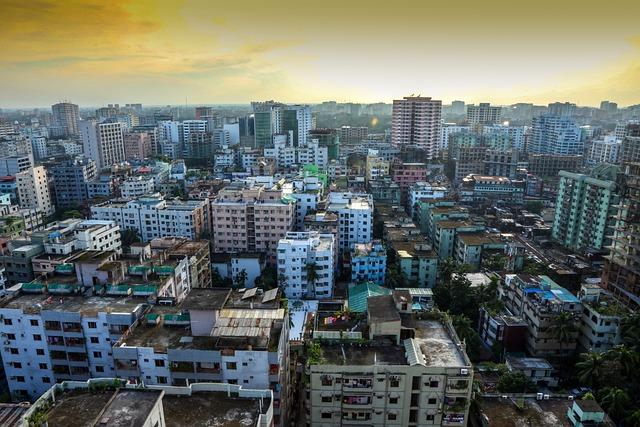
xmin=552 ymin=168 xmax=619 ymax=252
xmin=577 ymin=283 xmax=625 ymax=353
xmin=408 ymin=182 xmax=448 ymax=218
xmin=530 ymin=115 xmax=582 ymax=155
xmin=366 ymin=155 xmax=390 ymax=183
xmin=308 ymin=295 xmax=473 ymax=426
xmin=211 ymin=186 xmax=296 ymax=262
xmin=433 ymin=219 xmax=485 ymax=260
xmin=368 ymin=176 xmax=401 ymax=205
xmin=123 ymin=131 xmax=153 ymax=160
xmin=467 ymin=102 xmax=502 ymax=125
xmin=587 ymin=137 xmax=621 ymax=166
xmin=391 ymin=162 xmax=428 ymax=204
xmin=603 ymin=163 xmax=640 ymax=308
xmin=459 ymin=175 xmax=525 ymax=206
xmin=91 ymin=194 xmax=208 ymax=241
xmin=51 ymin=102 xmax=80 ymax=138
xmin=277 ymin=231 xmax=335 ymax=299
xmin=31 ymin=219 xmax=122 ymax=255
xmin=391 ymin=96 xmax=442 ymax=159
xmin=527 ymin=154 xmax=583 ymax=178
xmin=0 ymin=242 xmax=44 ymax=284
xmin=499 ymin=274 xmax=581 ymax=357
xmin=80 ymin=120 xmax=125 ymax=170
xmin=16 ymin=166 xmax=55 ymax=217
xmin=350 ymin=240 xmax=387 ymax=284
xmin=387 ymin=228 xmax=438 ymax=288
xmin=50 ymin=158 xmax=97 ymax=209
xmin=326 ymin=192 xmax=373 ymax=252
xmin=26 ymin=381 xmax=274 ymax=427
xmin=120 ymin=176 xmax=155 ymax=199
xmin=0 ymin=288 xmax=145 ymax=399
xmin=113 ymin=287 xmax=290 ymax=426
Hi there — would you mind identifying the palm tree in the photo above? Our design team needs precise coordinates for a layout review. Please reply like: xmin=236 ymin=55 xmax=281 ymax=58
xmin=234 ymin=269 xmax=248 ymax=288
xmin=451 ymin=314 xmax=475 ymax=343
xmin=599 ymin=387 xmax=631 ymax=423
xmin=604 ymin=345 xmax=638 ymax=378
xmin=305 ymin=262 xmax=319 ymax=298
xmin=575 ymin=352 xmax=605 ymax=389
xmin=550 ymin=311 xmax=577 ymax=357
xmin=621 ymin=314 xmax=640 ymax=351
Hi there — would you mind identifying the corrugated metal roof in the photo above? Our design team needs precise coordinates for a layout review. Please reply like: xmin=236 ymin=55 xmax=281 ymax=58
xmin=218 ymin=308 xmax=284 ymax=319
xmin=404 ymin=338 xmax=426 ymax=366
xmin=348 ymin=282 xmax=391 ymax=313
xmin=262 ymin=288 xmax=278 ymax=303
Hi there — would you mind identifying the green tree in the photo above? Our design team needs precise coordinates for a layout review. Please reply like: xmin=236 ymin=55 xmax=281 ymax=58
xmin=307 ymin=342 xmax=324 ymax=365
xmin=626 ymin=409 xmax=640 ymax=427
xmin=434 ymin=274 xmax=478 ymax=321
xmin=451 ymin=314 xmax=481 ymax=362
xmin=121 ymin=229 xmax=141 ymax=247
xmin=550 ymin=311 xmax=577 ymax=357
xmin=621 ymin=314 xmax=640 ymax=352
xmin=575 ymin=352 xmax=605 ymax=389
xmin=62 ymin=209 xmax=83 ymax=219
xmin=305 ymin=262 xmax=319 ymax=298
xmin=525 ymin=201 xmax=544 ymax=215
xmin=497 ymin=372 xmax=537 ymax=393
xmin=385 ymin=263 xmax=405 ymax=289
xmin=438 ymin=257 xmax=458 ymax=284
xmin=234 ymin=269 xmax=248 ymax=288
xmin=599 ymin=387 xmax=631 ymax=423
xmin=481 ymin=254 xmax=507 ymax=272
xmin=255 ymin=266 xmax=278 ymax=290
xmin=604 ymin=345 xmax=638 ymax=378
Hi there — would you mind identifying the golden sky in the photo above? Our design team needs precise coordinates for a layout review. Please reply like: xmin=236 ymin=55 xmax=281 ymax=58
xmin=1 ymin=0 xmax=639 ymax=107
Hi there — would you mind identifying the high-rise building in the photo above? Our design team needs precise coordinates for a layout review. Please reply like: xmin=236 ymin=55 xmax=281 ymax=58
xmin=338 ymin=125 xmax=368 ymax=144
xmin=391 ymin=96 xmax=442 ymax=159
xmin=194 ymin=106 xmax=214 ymax=119
xmin=600 ymin=100 xmax=618 ymax=113
xmin=466 ymin=102 xmax=502 ymax=125
xmin=79 ymin=120 xmax=125 ymax=170
xmin=16 ymin=165 xmax=55 ymax=216
xmin=547 ymin=102 xmax=576 ymax=117
xmin=603 ymin=163 xmax=640 ymax=308
xmin=587 ymin=136 xmax=621 ymax=166
xmin=529 ymin=115 xmax=582 ymax=155
xmin=621 ymin=136 xmax=640 ymax=165
xmin=308 ymin=128 xmax=339 ymax=160
xmin=51 ymin=102 xmax=80 ymax=138
xmin=326 ymin=192 xmax=373 ymax=251
xmin=252 ymin=101 xmax=281 ymax=148
xmin=551 ymin=167 xmax=620 ymax=252
xmin=451 ymin=100 xmax=466 ymax=115
xmin=276 ymin=231 xmax=335 ymax=299
xmin=123 ymin=131 xmax=152 ymax=160
xmin=51 ymin=158 xmax=97 ymax=209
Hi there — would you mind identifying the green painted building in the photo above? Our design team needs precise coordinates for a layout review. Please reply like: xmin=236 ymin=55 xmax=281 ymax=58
xmin=308 ymin=129 xmax=339 ymax=160
xmin=552 ymin=166 xmax=620 ymax=252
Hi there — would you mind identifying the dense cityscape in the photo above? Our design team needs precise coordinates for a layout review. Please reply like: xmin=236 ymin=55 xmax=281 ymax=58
xmin=0 ymin=97 xmax=637 ymax=426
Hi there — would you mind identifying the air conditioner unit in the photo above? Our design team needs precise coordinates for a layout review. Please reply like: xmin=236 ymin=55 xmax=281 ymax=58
xmin=460 ymin=368 xmax=469 ymax=375
xmin=536 ymin=393 xmax=543 ymax=400
xmin=543 ymin=394 xmax=550 ymax=400
xmin=568 ymin=395 xmax=574 ymax=401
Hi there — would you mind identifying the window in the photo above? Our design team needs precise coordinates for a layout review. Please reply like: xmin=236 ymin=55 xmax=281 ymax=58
xmin=389 ymin=397 xmax=399 ymax=404
xmin=30 ymin=319 xmax=39 ymax=326
xmin=426 ymin=414 xmax=435 ymax=421
xmin=95 ymin=366 xmax=104 ymax=373
xmin=429 ymin=380 xmax=439 ymax=388
xmin=6 ymin=333 xmax=15 ymax=340
xmin=157 ymin=376 xmax=167 ymax=384
xmin=36 ymin=349 xmax=44 ymax=356
xmin=39 ymin=363 xmax=47 ymax=369
xmin=16 ymin=376 xmax=25 ymax=383
xmin=93 ymin=351 xmax=102 ymax=358
xmin=388 ymin=413 xmax=397 ymax=420
xmin=428 ymin=398 xmax=437 ymax=405
xmin=10 ymin=348 xmax=18 ymax=355
xmin=90 ymin=337 xmax=99 ymax=344
xmin=42 ymin=377 xmax=51 ymax=384
xmin=155 ymin=360 xmax=165 ymax=367
xmin=321 ymin=396 xmax=332 ymax=402
xmin=13 ymin=362 xmax=22 ymax=369
xmin=321 ymin=413 xmax=332 ymax=419
xmin=390 ymin=379 xmax=400 ymax=387
xmin=4 ymin=319 xmax=12 ymax=325
xmin=88 ymin=321 xmax=97 ymax=328
xmin=226 ymin=362 xmax=237 ymax=370
xmin=33 ymin=334 xmax=42 ymax=341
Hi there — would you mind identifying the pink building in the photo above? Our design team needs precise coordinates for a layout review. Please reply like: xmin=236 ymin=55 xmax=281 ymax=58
xmin=391 ymin=161 xmax=428 ymax=205
xmin=391 ymin=96 xmax=442 ymax=160
xmin=211 ymin=186 xmax=295 ymax=263
xmin=124 ymin=132 xmax=152 ymax=160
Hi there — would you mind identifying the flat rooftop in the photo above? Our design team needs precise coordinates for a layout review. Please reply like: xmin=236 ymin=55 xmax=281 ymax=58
xmin=0 ymin=292 xmax=145 ymax=314
xmin=121 ymin=322 xmax=215 ymax=351
xmin=321 ymin=342 xmax=408 ymax=366
xmin=46 ymin=390 xmax=114 ymax=427
xmin=98 ymin=389 xmax=163 ymax=427
xmin=413 ymin=320 xmax=468 ymax=367
xmin=181 ymin=288 xmax=231 ymax=311
xmin=478 ymin=398 xmax=573 ymax=427
xmin=163 ymin=392 xmax=266 ymax=427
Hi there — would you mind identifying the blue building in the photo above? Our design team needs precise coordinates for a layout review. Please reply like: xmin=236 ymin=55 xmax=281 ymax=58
xmin=350 ymin=240 xmax=387 ymax=284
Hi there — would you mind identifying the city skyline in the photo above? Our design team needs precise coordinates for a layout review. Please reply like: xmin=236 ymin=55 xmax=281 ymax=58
xmin=1 ymin=0 xmax=640 ymax=108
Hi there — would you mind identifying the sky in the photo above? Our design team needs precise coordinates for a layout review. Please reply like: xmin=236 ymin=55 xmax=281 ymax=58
xmin=1 ymin=0 xmax=640 ymax=108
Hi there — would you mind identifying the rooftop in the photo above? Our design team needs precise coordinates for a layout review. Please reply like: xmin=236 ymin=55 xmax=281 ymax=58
xmin=368 ymin=295 xmax=400 ymax=323
xmin=162 ymin=392 xmax=266 ymax=427
xmin=321 ymin=342 xmax=408 ymax=366
xmin=478 ymin=398 xmax=573 ymax=427
xmin=121 ymin=322 xmax=215 ymax=351
xmin=96 ymin=389 xmax=163 ymax=427
xmin=0 ymin=291 xmax=145 ymax=315
xmin=181 ymin=288 xmax=231 ymax=311
xmin=506 ymin=356 xmax=553 ymax=371
xmin=413 ymin=320 xmax=468 ymax=367
xmin=0 ymin=403 xmax=30 ymax=427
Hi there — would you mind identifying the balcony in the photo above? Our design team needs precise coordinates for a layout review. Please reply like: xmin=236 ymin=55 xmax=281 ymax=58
xmin=170 ymin=362 xmax=195 ymax=373
xmin=62 ymin=323 xmax=82 ymax=333
xmin=44 ymin=321 xmax=62 ymax=331
xmin=65 ymin=337 xmax=85 ymax=347
xmin=342 ymin=378 xmax=373 ymax=390
xmin=196 ymin=363 xmax=220 ymax=374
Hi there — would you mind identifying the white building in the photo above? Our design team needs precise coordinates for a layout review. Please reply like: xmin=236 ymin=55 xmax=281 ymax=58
xmin=90 ymin=194 xmax=207 ymax=241
xmin=16 ymin=165 xmax=54 ymax=216
xmin=157 ymin=121 xmax=181 ymax=143
xmin=31 ymin=135 xmax=48 ymax=159
xmin=327 ymin=192 xmax=373 ymax=251
xmin=59 ymin=140 xmax=84 ymax=156
xmin=277 ymin=231 xmax=335 ymax=299
xmin=181 ymin=120 xmax=208 ymax=141
xmin=223 ymin=122 xmax=240 ymax=145
xmin=297 ymin=141 xmax=328 ymax=169
xmin=587 ymin=136 xmax=621 ymax=166
xmin=408 ymin=182 xmax=448 ymax=217
xmin=283 ymin=176 xmax=324 ymax=230
xmin=42 ymin=219 xmax=122 ymax=255
xmin=440 ymin=123 xmax=470 ymax=150
xmin=482 ymin=124 xmax=526 ymax=151
xmin=80 ymin=120 xmax=125 ymax=170
xmin=120 ymin=176 xmax=155 ymax=199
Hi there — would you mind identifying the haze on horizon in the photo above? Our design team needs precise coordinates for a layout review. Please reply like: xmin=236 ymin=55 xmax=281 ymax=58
xmin=1 ymin=0 xmax=640 ymax=108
